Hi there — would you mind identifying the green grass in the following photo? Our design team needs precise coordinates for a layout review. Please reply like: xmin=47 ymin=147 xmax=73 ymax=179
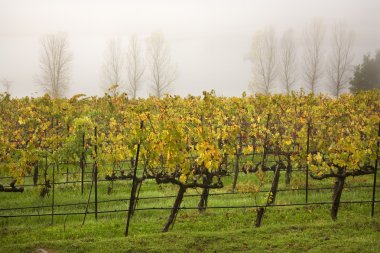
xmin=0 ymin=169 xmax=379 ymax=253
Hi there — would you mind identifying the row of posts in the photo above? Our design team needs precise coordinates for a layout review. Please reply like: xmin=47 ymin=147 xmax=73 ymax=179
xmin=34 ymin=120 xmax=379 ymax=229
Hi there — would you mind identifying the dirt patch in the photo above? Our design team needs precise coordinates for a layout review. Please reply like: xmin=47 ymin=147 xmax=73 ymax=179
xmin=35 ymin=248 xmax=56 ymax=253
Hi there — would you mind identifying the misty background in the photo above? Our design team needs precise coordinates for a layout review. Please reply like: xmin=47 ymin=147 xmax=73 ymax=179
xmin=0 ymin=0 xmax=379 ymax=98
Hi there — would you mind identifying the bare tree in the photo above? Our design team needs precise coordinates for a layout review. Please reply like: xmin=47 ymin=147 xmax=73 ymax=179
xmin=327 ymin=23 xmax=354 ymax=97
xmin=279 ymin=29 xmax=297 ymax=94
xmin=146 ymin=33 xmax=177 ymax=98
xmin=302 ymin=19 xmax=325 ymax=93
xmin=0 ymin=78 xmax=12 ymax=93
xmin=102 ymin=39 xmax=124 ymax=95
xmin=126 ymin=35 xmax=145 ymax=99
xmin=249 ymin=27 xmax=277 ymax=94
xmin=37 ymin=33 xmax=72 ymax=98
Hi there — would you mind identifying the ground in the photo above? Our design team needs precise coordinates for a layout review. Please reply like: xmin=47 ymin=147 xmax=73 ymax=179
xmin=0 ymin=169 xmax=379 ymax=252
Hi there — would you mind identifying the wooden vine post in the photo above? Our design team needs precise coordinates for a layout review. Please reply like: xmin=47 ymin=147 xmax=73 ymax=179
xmin=232 ymin=135 xmax=242 ymax=192
xmin=371 ymin=122 xmax=380 ymax=217
xmin=82 ymin=126 xmax=98 ymax=225
xmin=125 ymin=121 xmax=143 ymax=237
xmin=51 ymin=163 xmax=55 ymax=225
xmin=51 ymin=118 xmax=59 ymax=225
xmin=80 ymin=133 xmax=85 ymax=194
xmin=94 ymin=127 xmax=98 ymax=221
xmin=305 ymin=121 xmax=311 ymax=206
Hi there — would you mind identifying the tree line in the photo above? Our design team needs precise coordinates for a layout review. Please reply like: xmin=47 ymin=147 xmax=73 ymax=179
xmin=35 ymin=32 xmax=177 ymax=99
xmin=1 ymin=19 xmax=379 ymax=98
xmin=248 ymin=19 xmax=379 ymax=96
xmin=100 ymin=33 xmax=177 ymax=98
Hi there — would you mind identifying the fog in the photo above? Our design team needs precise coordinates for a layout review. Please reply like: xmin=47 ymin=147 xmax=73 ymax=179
xmin=0 ymin=0 xmax=379 ymax=97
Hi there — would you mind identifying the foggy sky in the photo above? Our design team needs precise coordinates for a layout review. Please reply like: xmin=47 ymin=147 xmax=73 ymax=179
xmin=0 ymin=0 xmax=379 ymax=98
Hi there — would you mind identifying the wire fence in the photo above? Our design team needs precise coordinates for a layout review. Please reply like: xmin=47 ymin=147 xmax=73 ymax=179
xmin=0 ymin=184 xmax=377 ymax=213
xmin=1 ymin=200 xmax=379 ymax=219
xmin=0 ymin=167 xmax=378 ymax=236
xmin=0 ymin=122 xmax=379 ymax=235
xmin=0 ymin=175 xmax=378 ymax=226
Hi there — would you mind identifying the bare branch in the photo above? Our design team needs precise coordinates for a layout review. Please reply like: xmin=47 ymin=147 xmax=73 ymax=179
xmin=102 ymin=38 xmax=124 ymax=95
xmin=327 ymin=22 xmax=354 ymax=97
xmin=302 ymin=19 xmax=325 ymax=93
xmin=146 ymin=33 xmax=177 ymax=98
xmin=0 ymin=78 xmax=12 ymax=93
xmin=249 ymin=27 xmax=277 ymax=94
xmin=36 ymin=33 xmax=72 ymax=98
xmin=279 ymin=29 xmax=297 ymax=94
xmin=126 ymin=35 xmax=145 ymax=99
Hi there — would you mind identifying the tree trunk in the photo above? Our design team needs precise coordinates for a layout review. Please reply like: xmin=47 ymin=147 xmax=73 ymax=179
xmin=0 ymin=184 xmax=24 ymax=192
xmin=198 ymin=187 xmax=210 ymax=212
xmin=33 ymin=164 xmax=39 ymax=186
xmin=331 ymin=176 xmax=345 ymax=221
xmin=162 ymin=186 xmax=186 ymax=232
xmin=198 ymin=175 xmax=212 ymax=212
xmin=285 ymin=161 xmax=292 ymax=185
xmin=255 ymin=207 xmax=265 ymax=227
xmin=270 ymin=167 xmax=281 ymax=203
xmin=131 ymin=181 xmax=143 ymax=216
xmin=255 ymin=165 xmax=281 ymax=227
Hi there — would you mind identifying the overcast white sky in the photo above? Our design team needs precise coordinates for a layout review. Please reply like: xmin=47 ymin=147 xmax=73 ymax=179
xmin=0 ymin=0 xmax=379 ymax=97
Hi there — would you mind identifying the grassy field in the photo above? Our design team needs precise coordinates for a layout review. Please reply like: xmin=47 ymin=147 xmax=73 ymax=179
xmin=0 ymin=168 xmax=379 ymax=253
